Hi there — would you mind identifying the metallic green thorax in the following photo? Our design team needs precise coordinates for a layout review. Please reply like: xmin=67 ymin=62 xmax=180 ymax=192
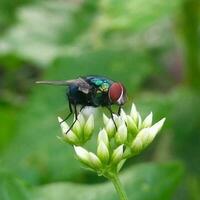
xmin=83 ymin=76 xmax=113 ymax=106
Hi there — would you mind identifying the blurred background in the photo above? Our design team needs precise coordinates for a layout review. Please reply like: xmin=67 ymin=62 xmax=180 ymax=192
xmin=0 ymin=0 xmax=199 ymax=199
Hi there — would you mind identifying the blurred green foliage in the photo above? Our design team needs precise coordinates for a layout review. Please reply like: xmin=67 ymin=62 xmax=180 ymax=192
xmin=0 ymin=0 xmax=199 ymax=199
xmin=0 ymin=163 xmax=183 ymax=200
xmin=32 ymin=163 xmax=183 ymax=200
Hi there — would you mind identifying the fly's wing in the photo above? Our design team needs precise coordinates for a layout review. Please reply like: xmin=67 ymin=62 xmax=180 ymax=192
xmin=36 ymin=80 xmax=70 ymax=85
xmin=36 ymin=78 xmax=92 ymax=94
xmin=68 ymin=78 xmax=92 ymax=94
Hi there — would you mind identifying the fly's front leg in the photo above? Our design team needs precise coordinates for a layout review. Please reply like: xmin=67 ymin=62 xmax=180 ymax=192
xmin=106 ymin=105 xmax=117 ymax=130
xmin=80 ymin=105 xmax=85 ymax=113
xmin=117 ymin=105 xmax=122 ymax=115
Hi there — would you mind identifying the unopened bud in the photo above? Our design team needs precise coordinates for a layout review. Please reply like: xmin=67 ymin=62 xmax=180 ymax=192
xmin=130 ymin=103 xmax=138 ymax=123
xmin=98 ymin=129 xmax=109 ymax=147
xmin=88 ymin=152 xmax=102 ymax=169
xmin=84 ymin=114 xmax=94 ymax=140
xmin=149 ymin=118 xmax=166 ymax=139
xmin=115 ymin=124 xmax=127 ymax=144
xmin=97 ymin=141 xmax=110 ymax=163
xmin=77 ymin=113 xmax=85 ymax=127
xmin=117 ymin=159 xmax=126 ymax=172
xmin=137 ymin=112 xmax=142 ymax=129
xmin=74 ymin=146 xmax=90 ymax=165
xmin=58 ymin=117 xmax=79 ymax=144
xmin=120 ymin=109 xmax=127 ymax=122
xmin=103 ymin=114 xmax=109 ymax=125
xmin=105 ymin=119 xmax=115 ymax=138
xmin=142 ymin=112 xmax=153 ymax=128
xmin=72 ymin=120 xmax=82 ymax=138
xmin=113 ymin=114 xmax=124 ymax=127
xmin=58 ymin=117 xmax=69 ymax=134
xmin=111 ymin=145 xmax=124 ymax=164
xmin=126 ymin=116 xmax=138 ymax=135
xmin=131 ymin=118 xmax=165 ymax=152
xmin=65 ymin=131 xmax=79 ymax=144
xmin=131 ymin=136 xmax=143 ymax=153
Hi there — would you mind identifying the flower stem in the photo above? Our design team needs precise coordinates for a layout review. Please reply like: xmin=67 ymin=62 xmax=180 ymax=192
xmin=110 ymin=174 xmax=128 ymax=200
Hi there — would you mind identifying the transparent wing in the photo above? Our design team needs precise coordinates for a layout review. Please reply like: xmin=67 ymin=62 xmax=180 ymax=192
xmin=36 ymin=78 xmax=92 ymax=94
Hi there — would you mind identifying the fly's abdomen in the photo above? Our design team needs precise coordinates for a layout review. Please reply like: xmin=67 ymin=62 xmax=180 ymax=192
xmin=68 ymin=85 xmax=87 ymax=105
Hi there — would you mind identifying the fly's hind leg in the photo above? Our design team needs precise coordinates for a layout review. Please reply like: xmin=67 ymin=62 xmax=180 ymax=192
xmin=60 ymin=95 xmax=73 ymax=124
xmin=65 ymin=104 xmax=78 ymax=134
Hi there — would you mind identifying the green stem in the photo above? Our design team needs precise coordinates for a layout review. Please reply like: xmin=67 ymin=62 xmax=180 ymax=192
xmin=110 ymin=174 xmax=128 ymax=200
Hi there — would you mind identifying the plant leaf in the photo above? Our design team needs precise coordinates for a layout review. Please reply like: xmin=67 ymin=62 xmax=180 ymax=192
xmin=32 ymin=162 xmax=183 ymax=200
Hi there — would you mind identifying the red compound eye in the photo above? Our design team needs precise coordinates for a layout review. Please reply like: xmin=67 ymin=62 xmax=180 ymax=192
xmin=108 ymin=82 xmax=123 ymax=103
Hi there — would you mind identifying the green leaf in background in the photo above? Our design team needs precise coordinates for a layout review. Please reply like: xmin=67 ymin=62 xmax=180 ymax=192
xmin=0 ymin=0 xmax=82 ymax=66
xmin=0 ymin=105 xmax=18 ymax=152
xmin=0 ymin=163 xmax=183 ymax=200
xmin=0 ymin=169 xmax=30 ymax=200
xmin=89 ymin=0 xmax=183 ymax=45
xmin=0 ymin=0 xmax=183 ymax=66
xmin=32 ymin=163 xmax=183 ymax=200
xmin=0 ymin=0 xmax=31 ymax=34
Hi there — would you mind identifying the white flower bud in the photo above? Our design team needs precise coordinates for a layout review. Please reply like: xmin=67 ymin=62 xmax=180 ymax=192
xmin=88 ymin=152 xmax=102 ymax=169
xmin=84 ymin=114 xmax=94 ymax=140
xmin=103 ymin=114 xmax=109 ymax=125
xmin=142 ymin=112 xmax=153 ymax=128
xmin=58 ymin=117 xmax=79 ymax=144
xmin=113 ymin=114 xmax=124 ymax=127
xmin=74 ymin=146 xmax=90 ymax=165
xmin=65 ymin=131 xmax=79 ymax=144
xmin=111 ymin=145 xmax=124 ymax=164
xmin=137 ymin=128 xmax=151 ymax=144
xmin=117 ymin=159 xmax=126 ymax=172
xmin=131 ymin=136 xmax=143 ymax=152
xmin=105 ymin=119 xmax=115 ymax=138
xmin=137 ymin=112 xmax=142 ymax=129
xmin=126 ymin=116 xmax=138 ymax=135
xmin=113 ymin=114 xmax=118 ymax=121
xmin=98 ymin=129 xmax=109 ymax=147
xmin=77 ymin=113 xmax=85 ymax=127
xmin=130 ymin=103 xmax=138 ymax=123
xmin=131 ymin=118 xmax=165 ymax=152
xmin=58 ymin=117 xmax=69 ymax=134
xmin=97 ymin=141 xmax=110 ymax=163
xmin=115 ymin=124 xmax=127 ymax=144
xmin=120 ymin=109 xmax=127 ymax=122
xmin=72 ymin=120 xmax=82 ymax=138
xmin=149 ymin=118 xmax=166 ymax=139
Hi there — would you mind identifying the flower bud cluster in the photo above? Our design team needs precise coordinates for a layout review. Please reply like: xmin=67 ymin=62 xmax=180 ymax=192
xmin=74 ymin=128 xmax=125 ymax=174
xmin=58 ymin=113 xmax=94 ymax=145
xmin=58 ymin=102 xmax=165 ymax=176
xmin=130 ymin=104 xmax=165 ymax=154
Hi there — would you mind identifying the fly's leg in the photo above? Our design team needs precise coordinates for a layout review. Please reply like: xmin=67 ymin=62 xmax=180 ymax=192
xmin=65 ymin=104 xmax=78 ymax=134
xmin=107 ymin=106 xmax=117 ymax=130
xmin=117 ymin=105 xmax=122 ymax=115
xmin=60 ymin=96 xmax=73 ymax=124
xmin=117 ymin=105 xmax=127 ymax=127
xmin=80 ymin=105 xmax=85 ymax=112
